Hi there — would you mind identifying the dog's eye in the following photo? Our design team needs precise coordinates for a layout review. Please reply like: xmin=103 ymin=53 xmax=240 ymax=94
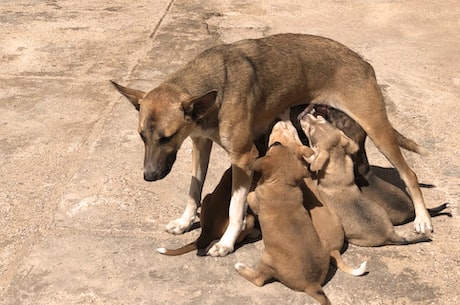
xmin=139 ymin=132 xmax=147 ymax=142
xmin=159 ymin=134 xmax=174 ymax=144
xmin=269 ymin=141 xmax=282 ymax=148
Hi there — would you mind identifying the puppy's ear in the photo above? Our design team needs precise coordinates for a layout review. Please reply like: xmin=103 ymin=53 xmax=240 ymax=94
xmin=295 ymin=145 xmax=315 ymax=166
xmin=246 ymin=191 xmax=259 ymax=215
xmin=182 ymin=90 xmax=217 ymax=121
xmin=309 ymin=147 xmax=330 ymax=172
xmin=251 ymin=156 xmax=270 ymax=174
xmin=111 ymin=81 xmax=145 ymax=111
xmin=340 ymin=134 xmax=359 ymax=155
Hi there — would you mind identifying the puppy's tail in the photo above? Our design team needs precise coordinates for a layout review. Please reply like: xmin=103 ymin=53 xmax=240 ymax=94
xmin=330 ymin=250 xmax=367 ymax=276
xmin=394 ymin=128 xmax=428 ymax=156
xmin=156 ymin=240 xmax=197 ymax=256
xmin=428 ymin=203 xmax=451 ymax=217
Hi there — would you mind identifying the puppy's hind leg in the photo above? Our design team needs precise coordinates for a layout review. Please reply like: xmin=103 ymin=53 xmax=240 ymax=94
xmin=234 ymin=262 xmax=273 ymax=287
xmin=166 ymin=137 xmax=212 ymax=234
xmin=385 ymin=230 xmax=431 ymax=245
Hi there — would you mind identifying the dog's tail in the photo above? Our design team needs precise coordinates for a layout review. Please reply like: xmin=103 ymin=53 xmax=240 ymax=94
xmin=428 ymin=203 xmax=451 ymax=217
xmin=394 ymin=128 xmax=428 ymax=156
xmin=156 ymin=240 xmax=197 ymax=256
xmin=330 ymin=250 xmax=367 ymax=276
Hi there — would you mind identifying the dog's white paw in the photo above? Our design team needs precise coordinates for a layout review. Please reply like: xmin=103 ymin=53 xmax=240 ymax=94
xmin=414 ymin=212 xmax=433 ymax=234
xmin=207 ymin=242 xmax=234 ymax=257
xmin=165 ymin=217 xmax=193 ymax=235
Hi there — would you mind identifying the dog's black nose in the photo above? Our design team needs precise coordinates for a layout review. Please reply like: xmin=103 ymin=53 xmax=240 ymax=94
xmin=144 ymin=171 xmax=159 ymax=182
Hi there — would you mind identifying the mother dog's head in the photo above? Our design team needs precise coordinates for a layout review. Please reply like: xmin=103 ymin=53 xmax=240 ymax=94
xmin=111 ymin=81 xmax=217 ymax=181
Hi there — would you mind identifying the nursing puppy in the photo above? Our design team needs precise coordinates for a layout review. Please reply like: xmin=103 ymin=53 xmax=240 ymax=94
xmin=269 ymin=114 xmax=367 ymax=274
xmin=299 ymin=114 xmax=430 ymax=247
xmin=323 ymin=109 xmax=449 ymax=225
xmin=235 ymin=123 xmax=365 ymax=305
xmin=235 ymin=141 xmax=332 ymax=305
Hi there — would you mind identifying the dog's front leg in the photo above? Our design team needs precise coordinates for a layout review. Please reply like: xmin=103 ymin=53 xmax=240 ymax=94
xmin=166 ymin=137 xmax=212 ymax=234
xmin=208 ymin=145 xmax=258 ymax=256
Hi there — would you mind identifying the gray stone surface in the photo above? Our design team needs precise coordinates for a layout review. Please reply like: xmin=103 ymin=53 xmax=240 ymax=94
xmin=1 ymin=0 xmax=458 ymax=304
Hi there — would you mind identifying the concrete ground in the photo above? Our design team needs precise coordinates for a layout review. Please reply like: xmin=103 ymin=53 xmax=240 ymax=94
xmin=0 ymin=0 xmax=459 ymax=304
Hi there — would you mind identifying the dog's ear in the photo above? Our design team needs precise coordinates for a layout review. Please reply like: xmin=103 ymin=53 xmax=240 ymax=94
xmin=182 ymin=90 xmax=217 ymax=121
xmin=340 ymin=133 xmax=359 ymax=155
xmin=110 ymin=81 xmax=145 ymax=111
xmin=308 ymin=147 xmax=330 ymax=172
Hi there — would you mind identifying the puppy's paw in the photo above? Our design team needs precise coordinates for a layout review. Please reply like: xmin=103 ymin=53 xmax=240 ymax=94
xmin=207 ymin=242 xmax=234 ymax=257
xmin=165 ymin=217 xmax=194 ymax=235
xmin=414 ymin=211 xmax=433 ymax=234
xmin=234 ymin=263 xmax=248 ymax=272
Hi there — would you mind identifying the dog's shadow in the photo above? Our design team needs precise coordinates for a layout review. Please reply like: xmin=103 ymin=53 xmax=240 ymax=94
xmin=369 ymin=165 xmax=435 ymax=190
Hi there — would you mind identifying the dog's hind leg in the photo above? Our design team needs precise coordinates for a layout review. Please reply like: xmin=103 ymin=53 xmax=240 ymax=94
xmin=166 ymin=137 xmax=212 ymax=234
xmin=331 ymin=81 xmax=432 ymax=234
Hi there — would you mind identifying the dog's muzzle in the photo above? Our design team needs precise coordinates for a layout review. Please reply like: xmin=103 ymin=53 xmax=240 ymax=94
xmin=143 ymin=152 xmax=177 ymax=181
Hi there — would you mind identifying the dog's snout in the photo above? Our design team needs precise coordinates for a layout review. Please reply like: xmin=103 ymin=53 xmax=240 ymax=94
xmin=144 ymin=171 xmax=159 ymax=182
xmin=143 ymin=151 xmax=177 ymax=182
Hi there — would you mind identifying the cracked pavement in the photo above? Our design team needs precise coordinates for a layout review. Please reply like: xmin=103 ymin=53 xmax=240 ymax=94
xmin=0 ymin=0 xmax=459 ymax=304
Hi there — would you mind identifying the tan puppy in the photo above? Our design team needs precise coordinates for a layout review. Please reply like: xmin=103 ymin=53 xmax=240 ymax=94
xmin=324 ymin=109 xmax=449 ymax=225
xmin=157 ymin=168 xmax=257 ymax=256
xmin=268 ymin=117 xmax=367 ymax=275
xmin=293 ymin=104 xmax=426 ymax=182
xmin=112 ymin=33 xmax=432 ymax=257
xmin=235 ymin=142 xmax=332 ymax=305
xmin=299 ymin=114 xmax=430 ymax=247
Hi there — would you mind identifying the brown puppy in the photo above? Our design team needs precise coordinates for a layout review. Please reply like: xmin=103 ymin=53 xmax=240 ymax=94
xmin=157 ymin=168 xmax=257 ymax=256
xmin=112 ymin=33 xmax=432 ymax=256
xmin=235 ymin=142 xmax=332 ymax=305
xmin=268 ymin=118 xmax=367 ymax=275
xmin=299 ymin=114 xmax=430 ymax=247
xmin=292 ymin=104 xmax=426 ymax=181
xmin=321 ymin=108 xmax=449 ymax=225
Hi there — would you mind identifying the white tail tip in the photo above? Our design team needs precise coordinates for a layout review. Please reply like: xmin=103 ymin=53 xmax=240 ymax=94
xmin=156 ymin=247 xmax=166 ymax=254
xmin=352 ymin=261 xmax=367 ymax=276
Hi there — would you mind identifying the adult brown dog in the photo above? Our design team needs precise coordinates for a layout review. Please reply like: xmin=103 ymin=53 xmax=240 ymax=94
xmin=112 ymin=33 xmax=431 ymax=256
xmin=157 ymin=168 xmax=257 ymax=256
xmin=299 ymin=114 xmax=430 ymax=246
xmin=235 ymin=140 xmax=364 ymax=305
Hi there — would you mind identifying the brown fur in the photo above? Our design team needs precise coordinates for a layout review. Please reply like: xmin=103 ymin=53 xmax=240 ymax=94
xmin=157 ymin=168 xmax=257 ymax=256
xmin=317 ymin=108 xmax=449 ymax=225
xmin=269 ymin=118 xmax=366 ymax=275
xmin=299 ymin=114 xmax=431 ymax=247
xmin=112 ymin=33 xmax=432 ymax=257
xmin=235 ymin=142 xmax=332 ymax=305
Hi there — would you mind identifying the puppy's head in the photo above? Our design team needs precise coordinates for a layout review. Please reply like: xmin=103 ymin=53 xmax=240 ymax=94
xmin=252 ymin=141 xmax=312 ymax=184
xmin=327 ymin=108 xmax=366 ymax=147
xmin=111 ymin=81 xmax=217 ymax=181
xmin=268 ymin=116 xmax=302 ymax=150
xmin=299 ymin=113 xmax=358 ymax=172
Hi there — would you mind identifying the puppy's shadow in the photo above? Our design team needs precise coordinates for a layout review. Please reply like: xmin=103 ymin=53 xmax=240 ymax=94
xmin=369 ymin=165 xmax=435 ymax=190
